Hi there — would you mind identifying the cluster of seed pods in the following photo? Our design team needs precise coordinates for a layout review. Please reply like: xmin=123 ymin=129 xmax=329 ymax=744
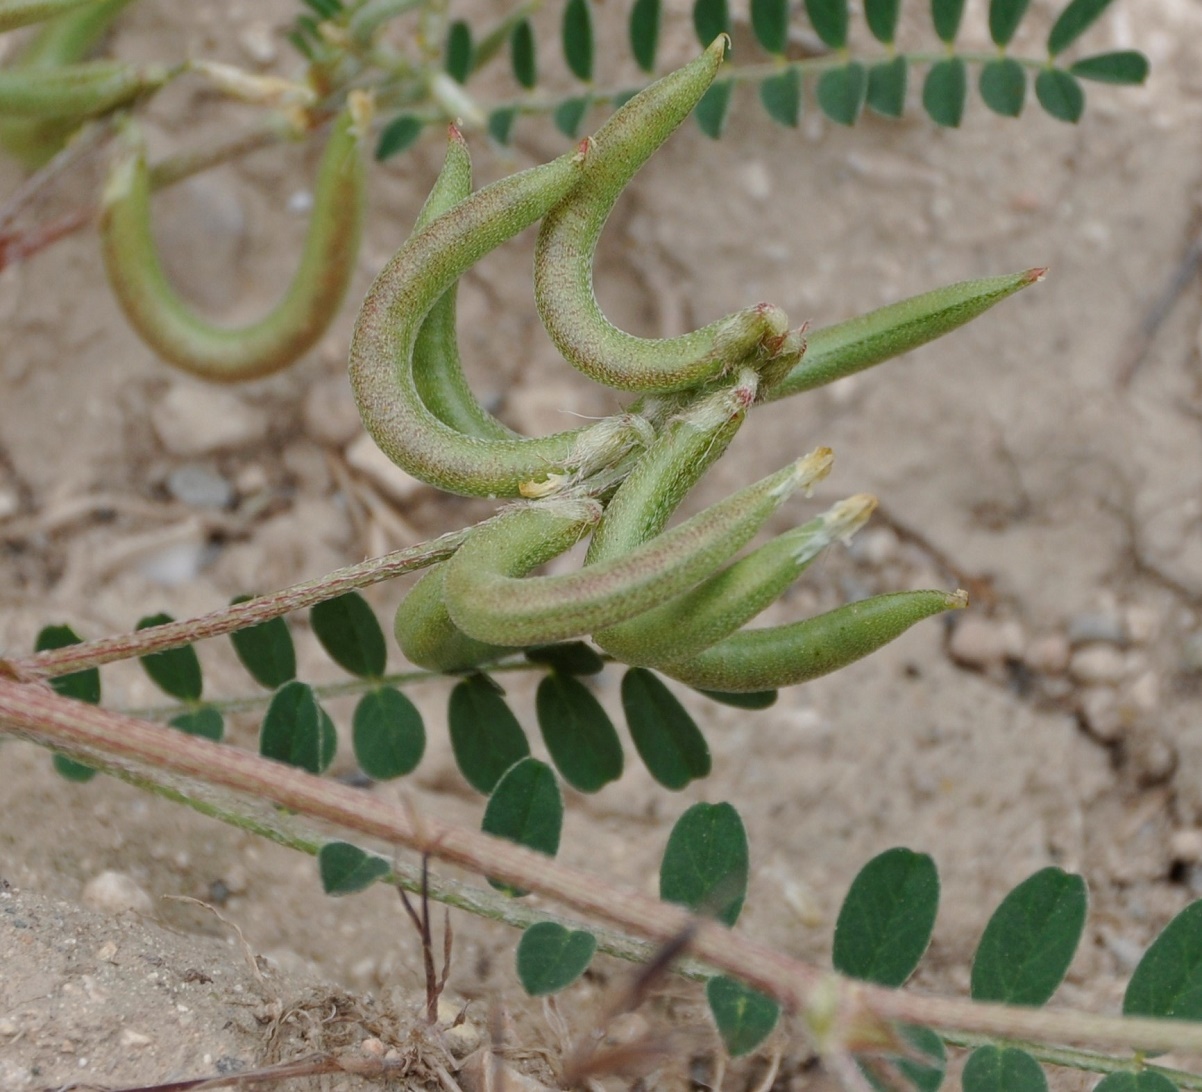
xmin=348 ymin=38 xmax=1031 ymax=692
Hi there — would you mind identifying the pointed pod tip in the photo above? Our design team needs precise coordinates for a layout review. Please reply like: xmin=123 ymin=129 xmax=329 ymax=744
xmin=947 ymin=588 xmax=970 ymax=610
xmin=447 ymin=121 xmax=465 ymax=143
xmin=708 ymin=34 xmax=732 ymax=64
xmin=793 ymin=446 xmax=835 ymax=497
xmin=826 ymin=494 xmax=878 ymax=543
xmin=1025 ymin=266 xmax=1049 ymax=284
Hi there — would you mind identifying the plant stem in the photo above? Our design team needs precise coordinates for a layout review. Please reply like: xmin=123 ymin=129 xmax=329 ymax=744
xmin=4 ymin=678 xmax=1202 ymax=1064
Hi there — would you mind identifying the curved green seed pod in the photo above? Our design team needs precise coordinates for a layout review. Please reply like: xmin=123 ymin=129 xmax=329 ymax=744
xmin=585 ymin=367 xmax=762 ymax=565
xmin=534 ymin=37 xmax=792 ymax=393
xmin=0 ymin=0 xmax=97 ymax=33
xmin=597 ymin=494 xmax=876 ymax=666
xmin=0 ymin=59 xmax=164 ymax=117
xmin=412 ymin=126 xmax=516 ymax=442
xmin=350 ymin=141 xmax=655 ymax=498
xmin=766 ymin=269 xmax=1047 ymax=402
xmin=99 ymin=101 xmax=368 ymax=381
xmin=0 ymin=0 xmax=136 ymax=168
xmin=394 ymin=500 xmax=600 ymax=672
xmin=658 ymin=589 xmax=968 ymax=692
xmin=443 ymin=456 xmax=826 ymax=648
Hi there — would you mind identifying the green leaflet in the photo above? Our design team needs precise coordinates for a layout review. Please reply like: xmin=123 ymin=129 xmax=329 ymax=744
xmin=516 ymin=922 xmax=596 ymax=995
xmin=660 ymin=801 xmax=748 ymax=926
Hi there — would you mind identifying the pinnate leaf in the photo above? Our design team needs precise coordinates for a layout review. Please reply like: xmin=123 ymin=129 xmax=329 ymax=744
xmin=1035 ymin=67 xmax=1084 ymax=122
xmin=536 ymin=672 xmax=622 ymax=793
xmin=865 ymin=0 xmax=901 ymax=44
xmin=817 ymin=63 xmax=867 ymax=126
xmin=36 ymin=624 xmax=99 ymax=705
xmin=961 ymin=1046 xmax=1047 ymax=1092
xmin=698 ymin=687 xmax=776 ymax=710
xmin=137 ymin=614 xmax=202 ymax=701
xmin=979 ymin=58 xmax=1026 ymax=117
xmin=319 ymin=841 xmax=390 ymax=895
xmin=923 ymin=57 xmax=967 ymax=127
xmin=1093 ymin=1075 xmax=1178 ymax=1092
xmin=449 ymin=675 xmax=529 ymax=794
xmin=353 ymin=687 xmax=424 ymax=780
xmin=751 ymin=0 xmax=789 ymax=54
xmin=706 ymin=976 xmax=780 ymax=1056
xmin=1124 ymin=899 xmax=1202 ymax=1022
xmin=516 ymin=922 xmax=596 ymax=995
xmin=629 ymin=0 xmax=660 ymax=73
xmin=1048 ymin=0 xmax=1116 ymax=56
xmin=660 ymin=802 xmax=748 ymax=926
xmin=867 ymin=56 xmax=908 ymax=118
xmin=311 ymin=592 xmax=386 ymax=679
xmin=931 ymin=0 xmax=965 ymax=42
xmin=695 ymin=80 xmax=734 ymax=139
xmin=554 ymin=95 xmax=590 ymax=138
xmin=692 ymin=0 xmax=729 ymax=48
xmin=760 ymin=67 xmax=801 ymax=128
xmin=170 ymin=705 xmax=224 ymax=741
xmin=833 ymin=847 xmax=939 ymax=987
xmin=510 ymin=18 xmax=536 ymax=89
xmin=482 ymin=758 xmax=563 ymax=894
xmin=1070 ymin=50 xmax=1149 ymax=84
xmin=621 ymin=669 xmax=710 ymax=790
xmin=804 ymin=0 xmax=848 ymax=49
xmin=989 ymin=0 xmax=1030 ymax=46
xmin=260 ymin=681 xmax=337 ymax=774
xmin=562 ymin=0 xmax=593 ymax=82
xmin=525 ymin=641 xmax=603 ymax=676
xmin=376 ymin=115 xmax=423 ymax=161
xmin=971 ymin=867 xmax=1086 ymax=1006
xmin=445 ymin=19 xmax=472 ymax=84
xmin=228 ymin=597 xmax=295 ymax=689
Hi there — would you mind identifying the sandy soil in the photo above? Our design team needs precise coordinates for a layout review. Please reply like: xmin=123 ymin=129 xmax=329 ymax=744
xmin=3 ymin=1 xmax=1202 ymax=1089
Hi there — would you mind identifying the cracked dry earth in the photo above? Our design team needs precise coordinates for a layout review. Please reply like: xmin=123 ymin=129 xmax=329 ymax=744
xmin=3 ymin=1 xmax=1202 ymax=1090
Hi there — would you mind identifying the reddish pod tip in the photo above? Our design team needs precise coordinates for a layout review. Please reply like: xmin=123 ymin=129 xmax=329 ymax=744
xmin=1025 ymin=267 xmax=1049 ymax=284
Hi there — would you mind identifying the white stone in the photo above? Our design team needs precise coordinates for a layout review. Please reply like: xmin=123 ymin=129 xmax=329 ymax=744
xmin=1171 ymin=829 xmax=1202 ymax=865
xmin=1024 ymin=633 xmax=1071 ymax=675
xmin=1127 ymin=671 xmax=1160 ymax=713
xmin=1069 ymin=644 xmax=1127 ymax=685
xmin=152 ymin=385 xmax=268 ymax=457
xmin=947 ymin=616 xmax=1010 ymax=671
xmin=345 ymin=433 xmax=429 ymax=504
xmin=303 ymin=375 xmax=364 ymax=448
xmin=82 ymin=871 xmax=153 ymax=916
xmin=1077 ymin=687 xmax=1122 ymax=742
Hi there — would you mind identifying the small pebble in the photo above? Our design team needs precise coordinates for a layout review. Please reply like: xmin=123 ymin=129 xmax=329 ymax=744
xmin=1127 ymin=671 xmax=1160 ymax=713
xmin=0 ymin=488 xmax=18 ymax=520
xmin=1124 ymin=605 xmax=1160 ymax=644
xmin=1068 ymin=611 xmax=1127 ymax=647
xmin=1124 ymin=727 xmax=1177 ymax=786
xmin=1069 ymin=644 xmax=1126 ymax=685
xmin=136 ymin=540 xmax=216 ymax=586
xmin=948 ymin=616 xmax=1011 ymax=671
xmin=438 ymin=998 xmax=482 ymax=1057
xmin=1181 ymin=631 xmax=1202 ymax=674
xmin=1077 ymin=686 xmax=1123 ymax=743
xmin=1024 ymin=633 xmax=1071 ymax=675
xmin=119 ymin=1029 xmax=152 ymax=1048
xmin=166 ymin=464 xmax=235 ymax=509
xmin=82 ymin=871 xmax=153 ymax=916
xmin=1170 ymin=828 xmax=1202 ymax=865
xmin=152 ymin=385 xmax=268 ymax=457
xmin=303 ymin=376 xmax=364 ymax=448
xmin=345 ymin=433 xmax=429 ymax=504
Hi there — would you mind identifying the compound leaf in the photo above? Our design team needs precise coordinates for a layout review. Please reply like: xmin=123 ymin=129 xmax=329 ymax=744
xmin=228 ymin=597 xmax=296 ymax=689
xmin=449 ymin=675 xmax=530 ymax=794
xmin=760 ymin=66 xmax=801 ymax=127
xmin=698 ymin=687 xmax=776 ymax=710
xmin=562 ymin=0 xmax=593 ymax=82
xmin=923 ymin=57 xmax=967 ymax=127
xmin=353 ymin=686 xmax=424 ymax=780
xmin=931 ymin=0 xmax=966 ymax=42
xmin=707 ymin=976 xmax=780 ymax=1056
xmin=989 ymin=0 xmax=1030 ymax=46
xmin=136 ymin=613 xmax=202 ymax=701
xmin=311 ymin=592 xmax=386 ymax=679
xmin=1070 ymin=50 xmax=1149 ymax=84
xmin=260 ymin=681 xmax=337 ymax=774
xmin=979 ymin=57 xmax=1026 ymax=117
xmin=1093 ymin=1075 xmax=1178 ymax=1092
xmin=865 ymin=0 xmax=901 ymax=44
xmin=660 ymin=801 xmax=748 ymax=926
xmin=536 ymin=672 xmax=622 ymax=793
xmin=817 ymin=62 xmax=867 ymax=126
xmin=488 ymin=107 xmax=517 ymax=145
xmin=554 ymin=95 xmax=590 ymax=137
xmin=860 ymin=1026 xmax=945 ymax=1092
xmin=445 ymin=19 xmax=472 ymax=83
xmin=1124 ymin=900 xmax=1202 ymax=1023
xmin=751 ymin=0 xmax=789 ymax=54
xmin=833 ymin=847 xmax=939 ymax=987
xmin=971 ymin=867 xmax=1086 ymax=1006
xmin=961 ymin=1046 xmax=1047 ymax=1092
xmin=621 ymin=669 xmax=711 ymax=790
xmin=36 ymin=624 xmax=99 ymax=705
xmin=319 ymin=841 xmax=390 ymax=896
xmin=695 ymin=79 xmax=734 ymax=138
xmin=1035 ymin=67 xmax=1084 ymax=122
xmin=867 ymin=56 xmax=908 ymax=117
xmin=693 ymin=0 xmax=729 ymax=48
xmin=376 ymin=114 xmax=423 ymax=161
xmin=510 ymin=18 xmax=536 ymax=88
xmin=170 ymin=705 xmax=224 ymax=741
xmin=525 ymin=641 xmax=604 ymax=676
xmin=804 ymin=0 xmax=848 ymax=49
xmin=1048 ymin=0 xmax=1116 ymax=56
xmin=482 ymin=758 xmax=563 ymax=894
xmin=516 ymin=922 xmax=596 ymax=995
xmin=629 ymin=0 xmax=660 ymax=72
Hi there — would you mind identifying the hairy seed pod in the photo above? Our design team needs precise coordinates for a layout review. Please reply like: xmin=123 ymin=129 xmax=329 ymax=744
xmin=100 ymin=100 xmax=368 ymax=381
xmin=442 ymin=458 xmax=823 ymax=648
xmin=0 ymin=0 xmax=136 ymax=167
xmin=350 ymin=141 xmax=656 ymax=498
xmin=0 ymin=59 xmax=165 ymax=117
xmin=534 ymin=38 xmax=792 ymax=393
xmin=658 ymin=589 xmax=968 ymax=692
xmin=411 ymin=126 xmax=517 ymax=441
xmin=766 ymin=269 xmax=1047 ymax=401
xmin=597 ymin=494 xmax=875 ymax=666
xmin=0 ymin=0 xmax=96 ymax=33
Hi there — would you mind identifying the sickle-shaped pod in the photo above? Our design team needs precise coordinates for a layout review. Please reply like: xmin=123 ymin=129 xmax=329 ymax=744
xmin=534 ymin=37 xmax=794 ymax=393
xmin=0 ymin=58 xmax=165 ymax=117
xmin=100 ymin=98 xmax=368 ymax=381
